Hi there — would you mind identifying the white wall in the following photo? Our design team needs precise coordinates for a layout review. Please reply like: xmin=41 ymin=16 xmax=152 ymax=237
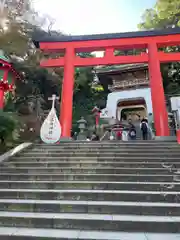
xmin=106 ymin=88 xmax=153 ymax=119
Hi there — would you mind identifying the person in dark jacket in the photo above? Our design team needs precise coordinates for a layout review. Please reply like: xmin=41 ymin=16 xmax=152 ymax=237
xmin=91 ymin=132 xmax=99 ymax=141
xmin=128 ymin=119 xmax=136 ymax=140
xmin=140 ymin=118 xmax=149 ymax=140
xmin=129 ymin=125 xmax=136 ymax=140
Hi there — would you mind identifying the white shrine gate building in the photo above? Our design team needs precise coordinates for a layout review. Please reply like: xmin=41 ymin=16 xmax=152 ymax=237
xmin=96 ymin=64 xmax=153 ymax=123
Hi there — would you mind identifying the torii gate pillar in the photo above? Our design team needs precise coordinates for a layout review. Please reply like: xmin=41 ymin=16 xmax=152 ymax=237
xmin=60 ymin=47 xmax=75 ymax=137
xmin=148 ymin=42 xmax=169 ymax=136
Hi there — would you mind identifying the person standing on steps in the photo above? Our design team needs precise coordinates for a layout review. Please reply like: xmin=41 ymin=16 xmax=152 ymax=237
xmin=128 ymin=119 xmax=136 ymax=140
xmin=91 ymin=132 xmax=99 ymax=141
xmin=129 ymin=125 xmax=137 ymax=140
xmin=116 ymin=129 xmax=122 ymax=140
xmin=140 ymin=118 xmax=149 ymax=140
xmin=86 ymin=136 xmax=91 ymax=141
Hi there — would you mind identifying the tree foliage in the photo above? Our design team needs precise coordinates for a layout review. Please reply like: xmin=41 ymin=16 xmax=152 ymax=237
xmin=138 ymin=0 xmax=180 ymax=30
xmin=0 ymin=0 xmax=33 ymax=55
xmin=73 ymin=65 xmax=106 ymax=128
xmin=0 ymin=0 xmax=107 ymax=145
xmin=0 ymin=111 xmax=18 ymax=150
xmin=138 ymin=0 xmax=180 ymax=95
xmin=0 ymin=0 xmax=59 ymax=145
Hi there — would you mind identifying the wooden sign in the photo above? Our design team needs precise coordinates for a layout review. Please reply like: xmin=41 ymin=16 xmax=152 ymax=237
xmin=40 ymin=94 xmax=61 ymax=144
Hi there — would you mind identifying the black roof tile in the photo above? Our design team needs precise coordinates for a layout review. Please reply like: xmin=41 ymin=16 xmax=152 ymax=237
xmin=32 ymin=28 xmax=180 ymax=48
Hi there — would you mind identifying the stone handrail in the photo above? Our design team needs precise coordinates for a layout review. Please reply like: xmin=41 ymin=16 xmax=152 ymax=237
xmin=0 ymin=142 xmax=33 ymax=163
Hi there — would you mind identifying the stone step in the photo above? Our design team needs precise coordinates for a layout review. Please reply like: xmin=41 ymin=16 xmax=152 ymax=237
xmin=21 ymin=152 xmax=180 ymax=156
xmin=0 ymin=167 xmax=176 ymax=175
xmin=0 ymin=180 xmax=178 ymax=191
xmin=35 ymin=146 xmax=178 ymax=150
xmin=0 ymin=142 xmax=179 ymax=237
xmin=29 ymin=147 xmax=180 ymax=153
xmin=1 ymin=227 xmax=180 ymax=240
xmin=4 ymin=161 xmax=180 ymax=169
xmin=0 ymin=199 xmax=180 ymax=216
xmin=0 ymin=172 xmax=177 ymax=181
xmin=36 ymin=141 xmax=178 ymax=146
xmin=30 ymin=148 xmax=180 ymax=152
xmin=0 ymin=189 xmax=178 ymax=202
xmin=39 ymin=146 xmax=178 ymax=150
xmin=30 ymin=147 xmax=179 ymax=152
xmin=10 ymin=156 xmax=180 ymax=162
xmin=23 ymin=143 xmax=180 ymax=148
xmin=0 ymin=211 xmax=179 ymax=232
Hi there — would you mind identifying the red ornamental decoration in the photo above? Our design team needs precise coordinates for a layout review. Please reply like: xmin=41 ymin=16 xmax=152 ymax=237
xmin=0 ymin=53 xmax=21 ymax=110
xmin=33 ymin=28 xmax=180 ymax=137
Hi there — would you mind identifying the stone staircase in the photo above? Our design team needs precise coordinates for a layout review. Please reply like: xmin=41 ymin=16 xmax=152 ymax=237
xmin=0 ymin=141 xmax=180 ymax=239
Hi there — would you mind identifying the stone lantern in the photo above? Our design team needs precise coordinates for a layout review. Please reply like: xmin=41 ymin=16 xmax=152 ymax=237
xmin=0 ymin=50 xmax=21 ymax=110
xmin=77 ymin=116 xmax=87 ymax=140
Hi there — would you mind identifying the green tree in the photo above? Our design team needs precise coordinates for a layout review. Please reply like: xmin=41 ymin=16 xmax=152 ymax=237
xmin=0 ymin=0 xmax=62 ymax=112
xmin=0 ymin=1 xmax=107 ymax=140
xmin=0 ymin=0 xmax=63 ymax=146
xmin=138 ymin=0 xmax=180 ymax=95
xmin=0 ymin=111 xmax=18 ymax=148
xmin=138 ymin=0 xmax=180 ymax=30
xmin=73 ymin=65 xmax=106 ymax=129
xmin=0 ymin=0 xmax=36 ymax=57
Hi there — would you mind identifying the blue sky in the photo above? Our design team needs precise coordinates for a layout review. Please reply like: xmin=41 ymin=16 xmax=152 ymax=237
xmin=33 ymin=0 xmax=156 ymax=35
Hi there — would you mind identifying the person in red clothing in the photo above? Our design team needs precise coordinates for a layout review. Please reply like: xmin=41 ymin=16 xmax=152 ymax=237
xmin=116 ymin=129 xmax=122 ymax=140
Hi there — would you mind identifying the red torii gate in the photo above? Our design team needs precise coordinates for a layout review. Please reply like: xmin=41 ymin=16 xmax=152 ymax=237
xmin=33 ymin=28 xmax=180 ymax=138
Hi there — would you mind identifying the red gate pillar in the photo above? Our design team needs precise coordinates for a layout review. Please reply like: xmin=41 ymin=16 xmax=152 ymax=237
xmin=148 ymin=42 xmax=169 ymax=136
xmin=60 ymin=47 xmax=75 ymax=138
